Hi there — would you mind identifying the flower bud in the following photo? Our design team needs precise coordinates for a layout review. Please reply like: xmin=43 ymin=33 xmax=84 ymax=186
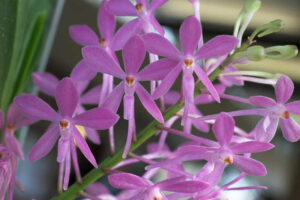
xmin=265 ymin=45 xmax=298 ymax=60
xmin=246 ymin=45 xmax=265 ymax=61
xmin=244 ymin=0 xmax=261 ymax=13
xmin=257 ymin=19 xmax=284 ymax=37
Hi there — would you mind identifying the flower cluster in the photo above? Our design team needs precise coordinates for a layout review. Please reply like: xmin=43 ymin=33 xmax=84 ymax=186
xmin=0 ymin=0 xmax=299 ymax=199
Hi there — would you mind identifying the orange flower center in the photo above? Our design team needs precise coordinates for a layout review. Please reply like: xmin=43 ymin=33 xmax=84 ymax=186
xmin=99 ymin=38 xmax=106 ymax=47
xmin=7 ymin=124 xmax=14 ymax=131
xmin=223 ymin=156 xmax=233 ymax=164
xmin=125 ymin=76 xmax=135 ymax=86
xmin=184 ymin=59 xmax=194 ymax=69
xmin=154 ymin=197 xmax=162 ymax=200
xmin=135 ymin=3 xmax=143 ymax=11
xmin=281 ymin=110 xmax=290 ymax=119
xmin=0 ymin=153 xmax=2 ymax=159
xmin=59 ymin=119 xmax=70 ymax=130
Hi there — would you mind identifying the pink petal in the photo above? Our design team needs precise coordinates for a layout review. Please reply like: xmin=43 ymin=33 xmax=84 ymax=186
xmin=249 ymin=96 xmax=277 ymax=107
xmin=152 ymin=64 xmax=182 ymax=99
xmin=57 ymin=138 xmax=69 ymax=163
xmin=111 ymin=19 xmax=142 ymax=51
xmin=69 ymin=25 xmax=98 ymax=46
xmin=123 ymin=36 xmax=145 ymax=74
xmin=70 ymin=60 xmax=96 ymax=81
xmin=212 ymin=113 xmax=234 ymax=146
xmin=136 ymin=84 xmax=164 ymax=123
xmin=72 ymin=125 xmax=98 ymax=168
xmin=164 ymin=91 xmax=181 ymax=105
xmin=73 ymin=107 xmax=119 ymax=130
xmin=179 ymin=16 xmax=201 ymax=55
xmin=108 ymin=173 xmax=148 ymax=189
xmin=231 ymin=141 xmax=274 ymax=154
xmin=106 ymin=0 xmax=137 ymax=16
xmin=98 ymin=2 xmax=115 ymax=41
xmin=254 ymin=115 xmax=279 ymax=142
xmin=55 ymin=78 xmax=78 ymax=117
xmin=142 ymin=33 xmax=181 ymax=61
xmin=195 ymin=35 xmax=238 ymax=59
xmin=123 ymin=115 xmax=135 ymax=158
xmin=138 ymin=58 xmax=178 ymax=81
xmin=14 ymin=94 xmax=59 ymax=121
xmin=101 ymin=82 xmax=124 ymax=112
xmin=80 ymin=86 xmax=102 ymax=105
xmin=275 ymin=75 xmax=294 ymax=104
xmin=150 ymin=0 xmax=168 ymax=11
xmin=233 ymin=155 xmax=267 ymax=176
xmin=194 ymin=65 xmax=220 ymax=102
xmin=123 ymin=94 xmax=134 ymax=120
xmin=86 ymin=182 xmax=110 ymax=196
xmin=182 ymin=73 xmax=194 ymax=103
xmin=29 ymin=125 xmax=59 ymax=162
xmin=149 ymin=13 xmax=164 ymax=35
xmin=280 ymin=117 xmax=300 ymax=142
xmin=85 ymin=127 xmax=101 ymax=144
xmin=32 ymin=72 xmax=59 ymax=96
xmin=161 ymin=181 xmax=209 ymax=193
xmin=82 ymin=46 xmax=124 ymax=78
xmin=286 ymin=100 xmax=300 ymax=115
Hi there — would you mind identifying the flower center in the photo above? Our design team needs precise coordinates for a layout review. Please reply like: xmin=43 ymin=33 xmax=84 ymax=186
xmin=154 ymin=197 xmax=162 ymax=200
xmin=125 ymin=76 xmax=135 ymax=87
xmin=0 ymin=152 xmax=2 ymax=159
xmin=7 ymin=124 xmax=14 ymax=131
xmin=59 ymin=119 xmax=70 ymax=131
xmin=223 ymin=156 xmax=234 ymax=164
xmin=99 ymin=38 xmax=106 ymax=47
xmin=184 ymin=59 xmax=194 ymax=69
xmin=280 ymin=110 xmax=290 ymax=119
xmin=135 ymin=3 xmax=143 ymax=11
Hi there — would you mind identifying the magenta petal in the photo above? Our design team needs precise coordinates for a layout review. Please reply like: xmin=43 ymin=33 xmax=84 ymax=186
xmin=254 ymin=115 xmax=279 ymax=142
xmin=101 ymin=82 xmax=124 ymax=112
xmin=149 ymin=13 xmax=165 ymax=35
xmin=142 ymin=33 xmax=181 ymax=60
xmin=80 ymin=86 xmax=102 ymax=105
xmin=69 ymin=25 xmax=98 ymax=46
xmin=234 ymin=155 xmax=267 ymax=176
xmin=14 ymin=94 xmax=59 ymax=121
xmin=111 ymin=19 xmax=142 ymax=51
xmin=82 ymin=46 xmax=124 ymax=78
xmin=231 ymin=141 xmax=274 ymax=154
xmin=73 ymin=107 xmax=119 ymax=130
xmin=138 ymin=58 xmax=178 ymax=81
xmin=136 ymin=84 xmax=164 ymax=123
xmin=32 ymin=72 xmax=59 ymax=96
xmin=123 ymin=36 xmax=145 ymax=74
xmin=85 ymin=127 xmax=101 ymax=144
xmin=164 ymin=91 xmax=181 ymax=105
xmin=29 ymin=125 xmax=59 ymax=162
xmin=161 ymin=181 xmax=209 ymax=193
xmin=6 ymin=134 xmax=24 ymax=160
xmin=98 ymin=2 xmax=115 ymax=41
xmin=72 ymin=125 xmax=97 ymax=168
xmin=286 ymin=100 xmax=300 ymax=115
xmin=108 ymin=173 xmax=148 ymax=189
xmin=275 ymin=75 xmax=294 ymax=104
xmin=86 ymin=183 xmax=110 ymax=196
xmin=55 ymin=78 xmax=78 ymax=117
xmin=150 ymin=0 xmax=168 ymax=11
xmin=70 ymin=60 xmax=96 ymax=81
xmin=212 ymin=113 xmax=234 ymax=146
xmin=280 ymin=117 xmax=300 ymax=142
xmin=249 ymin=96 xmax=277 ymax=107
xmin=179 ymin=16 xmax=201 ymax=55
xmin=194 ymin=65 xmax=220 ymax=102
xmin=107 ymin=0 xmax=137 ymax=16
xmin=152 ymin=64 xmax=182 ymax=99
xmin=195 ymin=35 xmax=238 ymax=59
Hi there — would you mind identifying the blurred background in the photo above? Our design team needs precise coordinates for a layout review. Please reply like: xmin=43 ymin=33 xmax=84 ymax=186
xmin=14 ymin=0 xmax=300 ymax=199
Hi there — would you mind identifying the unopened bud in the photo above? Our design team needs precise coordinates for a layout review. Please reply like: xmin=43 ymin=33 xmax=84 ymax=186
xmin=244 ymin=0 xmax=261 ymax=13
xmin=265 ymin=45 xmax=298 ymax=60
xmin=257 ymin=19 xmax=284 ymax=37
xmin=246 ymin=45 xmax=265 ymax=61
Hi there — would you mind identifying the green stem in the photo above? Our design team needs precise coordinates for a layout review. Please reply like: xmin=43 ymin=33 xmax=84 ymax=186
xmin=51 ymin=43 xmax=250 ymax=200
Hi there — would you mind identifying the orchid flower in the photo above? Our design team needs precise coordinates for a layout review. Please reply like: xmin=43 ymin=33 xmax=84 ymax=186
xmin=83 ymin=35 xmax=166 ymax=158
xmin=249 ymin=75 xmax=300 ymax=142
xmin=142 ymin=16 xmax=238 ymax=122
xmin=0 ymin=145 xmax=13 ymax=200
xmin=14 ymin=78 xmax=119 ymax=191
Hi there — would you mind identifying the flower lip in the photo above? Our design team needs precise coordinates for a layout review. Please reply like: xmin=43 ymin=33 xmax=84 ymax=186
xmin=281 ymin=110 xmax=290 ymax=119
xmin=184 ymin=58 xmax=194 ymax=69
xmin=135 ymin=3 xmax=143 ymax=11
xmin=59 ymin=119 xmax=70 ymax=131
xmin=125 ymin=76 xmax=135 ymax=87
